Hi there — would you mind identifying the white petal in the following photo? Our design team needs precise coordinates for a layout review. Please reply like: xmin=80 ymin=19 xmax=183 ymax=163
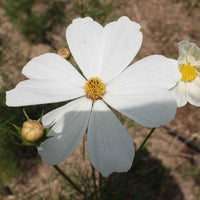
xmin=103 ymin=86 xmax=177 ymax=128
xmin=23 ymin=53 xmax=86 ymax=86
xmin=6 ymin=53 xmax=86 ymax=106
xmin=170 ymin=81 xmax=187 ymax=107
xmin=66 ymin=17 xmax=142 ymax=83
xmin=66 ymin=17 xmax=103 ymax=79
xmin=38 ymin=97 xmax=92 ymax=165
xmin=6 ymin=79 xmax=85 ymax=106
xmin=87 ymin=100 xmax=134 ymax=177
xmin=98 ymin=16 xmax=142 ymax=83
xmin=186 ymin=77 xmax=200 ymax=106
xmin=178 ymin=40 xmax=200 ymax=66
xmin=119 ymin=55 xmax=181 ymax=89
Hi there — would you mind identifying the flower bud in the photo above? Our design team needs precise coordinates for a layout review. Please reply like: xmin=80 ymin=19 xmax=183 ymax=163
xmin=21 ymin=120 xmax=44 ymax=142
xmin=57 ymin=47 xmax=70 ymax=59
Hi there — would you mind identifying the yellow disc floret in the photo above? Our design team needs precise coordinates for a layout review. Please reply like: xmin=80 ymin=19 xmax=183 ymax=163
xmin=180 ymin=63 xmax=198 ymax=82
xmin=84 ymin=77 xmax=105 ymax=101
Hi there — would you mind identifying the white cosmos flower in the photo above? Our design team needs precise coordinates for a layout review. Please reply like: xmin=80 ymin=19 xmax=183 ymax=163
xmin=170 ymin=40 xmax=200 ymax=107
xmin=6 ymin=17 xmax=181 ymax=177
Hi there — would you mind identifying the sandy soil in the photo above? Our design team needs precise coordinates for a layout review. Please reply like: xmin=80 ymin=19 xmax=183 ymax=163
xmin=1 ymin=0 xmax=200 ymax=199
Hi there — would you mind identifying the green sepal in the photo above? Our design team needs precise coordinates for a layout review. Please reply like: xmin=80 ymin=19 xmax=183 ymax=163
xmin=23 ymin=109 xmax=30 ymax=120
xmin=9 ymin=110 xmax=54 ymax=147
xmin=14 ymin=141 xmax=36 ymax=147
xmin=10 ymin=130 xmax=22 ymax=140
xmin=39 ymin=110 xmax=44 ymax=124
xmin=34 ymin=127 xmax=53 ymax=147
xmin=9 ymin=122 xmax=22 ymax=134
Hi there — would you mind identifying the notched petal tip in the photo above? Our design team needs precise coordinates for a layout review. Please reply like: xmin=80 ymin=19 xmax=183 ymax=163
xmin=6 ymin=90 xmax=19 ymax=107
xmin=38 ymin=97 xmax=92 ymax=165
xmin=72 ymin=16 xmax=94 ymax=23
xmin=118 ymin=16 xmax=141 ymax=30
xmin=178 ymin=40 xmax=200 ymax=49
xmin=22 ymin=52 xmax=69 ymax=78
xmin=178 ymin=40 xmax=200 ymax=61
xmin=87 ymin=100 xmax=135 ymax=177
xmin=178 ymin=40 xmax=190 ymax=47
xmin=5 ymin=91 xmax=11 ymax=106
xmin=66 ymin=17 xmax=96 ymax=34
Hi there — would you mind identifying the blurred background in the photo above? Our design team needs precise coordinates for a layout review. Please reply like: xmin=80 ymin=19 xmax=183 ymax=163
xmin=0 ymin=0 xmax=200 ymax=199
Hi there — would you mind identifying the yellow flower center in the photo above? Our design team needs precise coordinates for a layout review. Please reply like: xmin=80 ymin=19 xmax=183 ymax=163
xmin=84 ymin=77 xmax=105 ymax=101
xmin=180 ymin=63 xmax=198 ymax=82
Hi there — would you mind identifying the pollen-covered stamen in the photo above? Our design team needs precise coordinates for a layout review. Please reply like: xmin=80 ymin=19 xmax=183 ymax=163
xmin=84 ymin=77 xmax=105 ymax=101
xmin=180 ymin=63 xmax=198 ymax=82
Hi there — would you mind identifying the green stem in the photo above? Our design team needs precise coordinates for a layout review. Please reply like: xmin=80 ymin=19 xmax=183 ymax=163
xmin=99 ymin=172 xmax=102 ymax=199
xmin=91 ymin=165 xmax=98 ymax=199
xmin=137 ymin=128 xmax=156 ymax=152
xmin=82 ymin=135 xmax=86 ymax=160
xmin=23 ymin=109 xmax=29 ymax=120
xmin=53 ymin=165 xmax=86 ymax=196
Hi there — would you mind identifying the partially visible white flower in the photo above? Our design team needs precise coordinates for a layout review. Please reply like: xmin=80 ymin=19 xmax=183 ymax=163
xmin=170 ymin=40 xmax=200 ymax=107
xmin=6 ymin=17 xmax=181 ymax=177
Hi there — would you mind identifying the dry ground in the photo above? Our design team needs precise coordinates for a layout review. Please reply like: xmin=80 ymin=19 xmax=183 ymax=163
xmin=1 ymin=0 xmax=200 ymax=199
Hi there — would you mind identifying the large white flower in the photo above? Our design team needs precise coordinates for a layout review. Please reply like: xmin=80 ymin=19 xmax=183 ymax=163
xmin=6 ymin=17 xmax=181 ymax=177
xmin=170 ymin=40 xmax=200 ymax=107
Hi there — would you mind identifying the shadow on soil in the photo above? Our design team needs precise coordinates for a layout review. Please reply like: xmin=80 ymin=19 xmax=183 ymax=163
xmin=0 ymin=147 xmax=185 ymax=200
xmin=90 ymin=148 xmax=184 ymax=200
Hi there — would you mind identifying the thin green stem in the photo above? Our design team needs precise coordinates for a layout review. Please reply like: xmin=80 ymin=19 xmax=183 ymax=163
xmin=82 ymin=135 xmax=86 ymax=160
xmin=91 ymin=165 xmax=98 ymax=199
xmin=99 ymin=172 xmax=102 ymax=199
xmin=23 ymin=109 xmax=29 ymax=120
xmin=53 ymin=165 xmax=87 ymax=196
xmin=137 ymin=128 xmax=156 ymax=152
